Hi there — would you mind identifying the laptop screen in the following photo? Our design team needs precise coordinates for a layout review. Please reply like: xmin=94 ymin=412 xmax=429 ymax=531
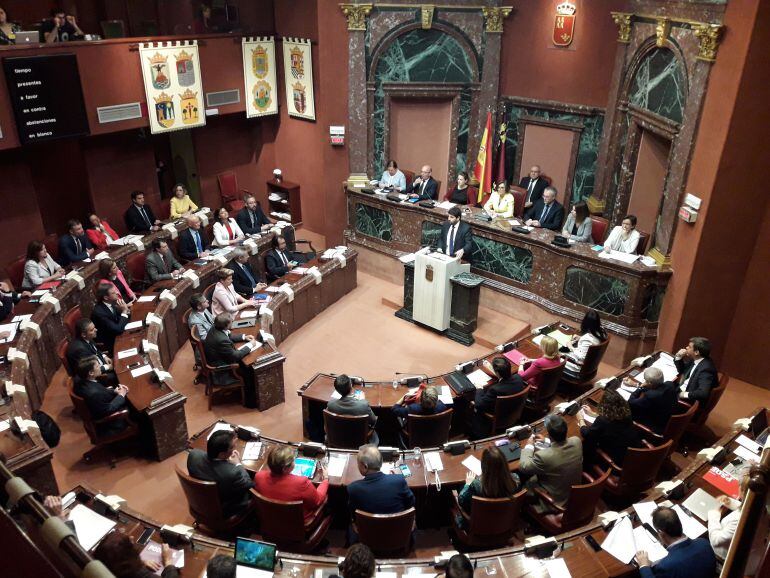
xmin=235 ymin=538 xmax=276 ymax=571
xmin=292 ymin=457 xmax=317 ymax=478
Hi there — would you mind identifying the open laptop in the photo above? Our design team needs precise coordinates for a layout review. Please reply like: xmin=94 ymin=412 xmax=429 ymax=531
xmin=682 ymin=487 xmax=721 ymax=521
xmin=15 ymin=31 xmax=39 ymax=44
xmin=235 ymin=538 xmax=276 ymax=578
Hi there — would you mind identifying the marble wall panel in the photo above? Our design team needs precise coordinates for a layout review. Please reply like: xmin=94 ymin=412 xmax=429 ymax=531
xmin=504 ymin=103 xmax=604 ymax=203
xmin=563 ymin=266 xmax=629 ymax=316
xmin=628 ymin=48 xmax=686 ymax=123
xmin=642 ymin=283 xmax=666 ymax=322
xmin=355 ymin=203 xmax=393 ymax=241
xmin=420 ymin=220 xmax=443 ymax=249
xmin=472 ymin=237 xmax=533 ymax=284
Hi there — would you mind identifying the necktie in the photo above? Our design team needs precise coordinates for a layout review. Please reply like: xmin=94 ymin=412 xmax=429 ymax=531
xmin=280 ymin=251 xmax=288 ymax=266
xmin=74 ymin=236 xmax=82 ymax=254
xmin=160 ymin=253 xmax=167 ymax=272
xmin=540 ymin=203 xmax=550 ymax=223
xmin=193 ymin=230 xmax=202 ymax=254
xmin=250 ymin=210 xmax=256 ymax=229
xmin=88 ymin=341 xmax=104 ymax=365
xmin=420 ymin=180 xmax=427 ymax=196
xmin=681 ymin=363 xmax=694 ymax=385
xmin=449 ymin=224 xmax=456 ymax=256
xmin=526 ymin=179 xmax=535 ymax=203
xmin=140 ymin=207 xmax=151 ymax=227
xmin=242 ymin=264 xmax=256 ymax=287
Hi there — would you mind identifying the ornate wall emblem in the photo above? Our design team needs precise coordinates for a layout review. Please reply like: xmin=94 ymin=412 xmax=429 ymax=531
xmin=553 ymin=2 xmax=576 ymax=47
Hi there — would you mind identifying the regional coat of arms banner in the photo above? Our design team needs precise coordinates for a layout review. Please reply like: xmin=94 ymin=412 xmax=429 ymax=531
xmin=139 ymin=40 xmax=206 ymax=134
xmin=281 ymin=38 xmax=315 ymax=121
xmin=242 ymin=37 xmax=278 ymax=118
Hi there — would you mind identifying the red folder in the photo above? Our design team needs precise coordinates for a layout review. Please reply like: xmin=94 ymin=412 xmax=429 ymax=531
xmin=503 ymin=349 xmax=526 ymax=366
xmin=702 ymin=466 xmax=740 ymax=498
xmin=37 ymin=281 xmax=61 ymax=291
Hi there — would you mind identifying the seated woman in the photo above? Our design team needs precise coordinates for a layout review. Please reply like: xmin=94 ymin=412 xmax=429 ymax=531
xmin=577 ymin=388 xmax=642 ymax=465
xmin=517 ymin=336 xmax=562 ymax=389
xmin=561 ymin=201 xmax=593 ymax=243
xmin=392 ymin=385 xmax=447 ymax=419
xmin=169 ymin=183 xmax=199 ymax=219
xmin=444 ymin=171 xmax=477 ymax=206
xmin=483 ymin=181 xmax=515 ymax=219
xmin=564 ymin=309 xmax=607 ymax=378
xmin=254 ymin=445 xmax=329 ymax=525
xmin=212 ymin=207 xmax=245 ymax=247
xmin=210 ymin=268 xmax=256 ymax=316
xmin=379 ymin=159 xmax=406 ymax=191
xmin=708 ymin=466 xmax=751 ymax=564
xmin=94 ymin=530 xmax=178 ymax=578
xmin=22 ymin=240 xmax=65 ymax=289
xmin=603 ymin=214 xmax=640 ymax=254
xmin=0 ymin=7 xmax=21 ymax=46
xmin=456 ymin=446 xmax=520 ymax=527
xmin=85 ymin=213 xmax=120 ymax=251
xmin=97 ymin=258 xmax=136 ymax=303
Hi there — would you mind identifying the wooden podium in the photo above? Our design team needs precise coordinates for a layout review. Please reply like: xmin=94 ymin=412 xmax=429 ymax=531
xmin=397 ymin=252 xmax=482 ymax=345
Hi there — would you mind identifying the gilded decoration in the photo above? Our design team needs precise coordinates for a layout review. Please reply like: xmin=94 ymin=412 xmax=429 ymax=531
xmin=655 ymin=19 xmax=671 ymax=47
xmin=340 ymin=4 xmax=373 ymax=31
xmin=611 ymin=12 xmax=632 ymax=43
xmin=421 ymin=5 xmax=434 ymax=29
xmin=482 ymin=7 xmax=512 ymax=33
xmin=692 ymin=23 xmax=723 ymax=62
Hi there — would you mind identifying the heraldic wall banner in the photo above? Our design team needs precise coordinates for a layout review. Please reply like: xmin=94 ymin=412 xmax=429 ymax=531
xmin=242 ymin=37 xmax=278 ymax=118
xmin=282 ymin=38 xmax=315 ymax=121
xmin=139 ymin=40 xmax=206 ymax=134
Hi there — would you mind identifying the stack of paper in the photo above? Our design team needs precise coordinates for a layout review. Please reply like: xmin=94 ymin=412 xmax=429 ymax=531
xmin=467 ymin=369 xmax=491 ymax=388
xmin=672 ymin=505 xmax=707 ymax=538
xmin=598 ymin=250 xmax=640 ymax=265
xmin=238 ymin=310 xmax=259 ymax=319
xmin=436 ymin=201 xmax=456 ymax=210
xmin=636 ymin=352 xmax=679 ymax=383
xmin=130 ymin=364 xmax=153 ymax=378
xmin=601 ymin=516 xmax=667 ymax=565
xmin=68 ymin=504 xmax=116 ymax=551
xmin=124 ymin=320 xmax=144 ymax=330
xmin=207 ymin=422 xmax=233 ymax=440
xmin=461 ymin=455 xmax=482 ymax=476
xmin=547 ymin=330 xmax=573 ymax=347
xmin=137 ymin=295 xmax=156 ymax=303
xmin=438 ymin=385 xmax=453 ymax=406
xmin=327 ymin=453 xmax=348 ymax=478
xmin=242 ymin=441 xmax=263 ymax=461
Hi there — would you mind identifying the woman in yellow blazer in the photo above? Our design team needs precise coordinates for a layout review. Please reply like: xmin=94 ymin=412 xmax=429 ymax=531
xmin=169 ymin=184 xmax=199 ymax=218
xmin=483 ymin=181 xmax=515 ymax=219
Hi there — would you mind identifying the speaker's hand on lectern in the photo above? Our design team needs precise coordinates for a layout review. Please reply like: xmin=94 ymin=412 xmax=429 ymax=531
xmin=454 ymin=249 xmax=464 ymax=260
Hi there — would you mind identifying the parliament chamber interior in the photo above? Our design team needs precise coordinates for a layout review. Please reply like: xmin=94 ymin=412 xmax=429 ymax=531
xmin=0 ymin=0 xmax=769 ymax=577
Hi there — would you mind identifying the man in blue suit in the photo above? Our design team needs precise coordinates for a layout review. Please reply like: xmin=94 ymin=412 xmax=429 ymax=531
xmin=347 ymin=445 xmax=415 ymax=515
xmin=58 ymin=219 xmax=94 ymax=266
xmin=637 ymin=506 xmax=716 ymax=578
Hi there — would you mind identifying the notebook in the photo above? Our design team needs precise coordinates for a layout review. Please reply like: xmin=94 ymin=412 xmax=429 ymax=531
xmin=235 ymin=538 xmax=276 ymax=578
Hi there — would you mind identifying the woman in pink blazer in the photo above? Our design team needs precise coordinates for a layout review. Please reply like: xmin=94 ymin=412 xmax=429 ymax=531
xmin=96 ymin=258 xmax=136 ymax=302
xmin=210 ymin=268 xmax=256 ymax=316
xmin=87 ymin=213 xmax=120 ymax=251
xmin=518 ymin=336 xmax=563 ymax=390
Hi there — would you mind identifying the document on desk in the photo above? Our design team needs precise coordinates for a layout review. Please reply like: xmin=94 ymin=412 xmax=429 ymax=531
xmin=242 ymin=441 xmax=263 ymax=461
xmin=438 ymin=385 xmax=453 ymax=406
xmin=600 ymin=516 xmax=638 ymax=564
xmin=137 ymin=295 xmax=156 ymax=303
xmin=238 ymin=340 xmax=261 ymax=352
xmin=467 ymin=369 xmax=491 ymax=388
xmin=68 ymin=504 xmax=116 ymax=551
xmin=0 ymin=419 xmax=10 ymax=433
xmin=124 ymin=320 xmax=144 ymax=330
xmin=736 ymin=434 xmax=762 ymax=455
xmin=633 ymin=501 xmax=658 ymax=526
xmin=635 ymin=352 xmax=678 ymax=383
xmin=0 ymin=323 xmax=17 ymax=344
xmin=633 ymin=525 xmax=668 ymax=563
xmin=116 ymin=348 xmax=139 ymax=359
xmin=436 ymin=201 xmax=456 ymax=210
xmin=547 ymin=330 xmax=572 ymax=348
xmin=543 ymin=558 xmax=572 ymax=578
xmin=207 ymin=422 xmax=233 ymax=440
xmin=461 ymin=455 xmax=482 ymax=476
xmin=423 ymin=451 xmax=444 ymax=472
xmin=598 ymin=250 xmax=640 ymax=265
xmin=265 ymin=286 xmax=281 ymax=293
xmin=11 ymin=314 xmax=32 ymax=323
xmin=238 ymin=309 xmax=259 ymax=319
xmin=130 ymin=364 xmax=153 ymax=378
xmin=399 ymin=252 xmax=417 ymax=264
xmin=672 ymin=505 xmax=707 ymax=538
xmin=733 ymin=445 xmax=760 ymax=464
xmin=327 ymin=453 xmax=348 ymax=478
xmin=140 ymin=541 xmax=185 ymax=572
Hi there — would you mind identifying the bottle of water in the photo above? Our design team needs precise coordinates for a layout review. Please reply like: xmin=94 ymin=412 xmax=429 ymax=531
xmin=392 ymin=378 xmax=398 ymax=390
xmin=413 ymin=446 xmax=421 ymax=462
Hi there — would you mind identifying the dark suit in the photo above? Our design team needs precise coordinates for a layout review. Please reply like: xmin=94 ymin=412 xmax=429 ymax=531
xmin=0 ymin=291 xmax=21 ymax=321
xmin=67 ymin=337 xmax=106 ymax=371
xmin=347 ymin=471 xmax=415 ymax=515
xmin=674 ymin=357 xmax=718 ymax=405
xmin=265 ymin=249 xmax=292 ymax=282
xmin=203 ymin=328 xmax=248 ymax=386
xmin=145 ymin=250 xmax=183 ymax=283
xmin=580 ymin=416 xmax=643 ymax=465
xmin=124 ymin=203 xmax=157 ymax=234
xmin=58 ymin=234 xmax=93 ymax=267
xmin=520 ymin=177 xmax=548 ymax=216
xmin=639 ymin=537 xmax=716 ymax=578
xmin=91 ymin=302 xmax=129 ymax=354
xmin=528 ymin=198 xmax=564 ymax=231
xmin=406 ymin=177 xmax=438 ymax=201
xmin=475 ymin=374 xmax=527 ymax=414
xmin=437 ymin=221 xmax=473 ymax=260
xmin=327 ymin=395 xmax=379 ymax=446
xmin=629 ymin=382 xmax=679 ymax=434
xmin=178 ymin=228 xmax=211 ymax=262
xmin=232 ymin=261 xmax=262 ymax=296
xmin=73 ymin=378 xmax=128 ymax=437
xmin=236 ymin=205 xmax=271 ymax=235
xmin=187 ymin=449 xmax=254 ymax=518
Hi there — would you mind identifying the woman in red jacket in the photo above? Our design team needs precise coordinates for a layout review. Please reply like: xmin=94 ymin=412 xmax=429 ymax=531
xmin=86 ymin=213 xmax=120 ymax=251
xmin=97 ymin=258 xmax=136 ymax=303
xmin=254 ymin=445 xmax=328 ymax=525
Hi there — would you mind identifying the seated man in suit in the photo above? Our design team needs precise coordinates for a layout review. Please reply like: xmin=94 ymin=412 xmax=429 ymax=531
xmin=265 ymin=235 xmax=295 ymax=282
xmin=674 ymin=336 xmax=718 ymax=405
xmin=347 ymin=445 xmax=415 ymax=515
xmin=472 ymin=357 xmax=527 ymax=438
xmin=188 ymin=293 xmax=214 ymax=340
xmin=73 ymin=356 xmax=129 ymax=437
xmin=58 ymin=219 xmax=94 ymax=266
xmin=91 ymin=284 xmax=130 ymax=354
xmin=520 ymin=165 xmax=548 ymax=218
xmin=66 ymin=318 xmax=117 ymax=384
xmin=187 ymin=428 xmax=255 ymax=519
xmin=0 ymin=281 xmax=29 ymax=323
xmin=525 ymin=186 xmax=564 ymax=231
xmin=628 ymin=367 xmax=679 ymax=434
xmin=231 ymin=249 xmax=267 ymax=297
xmin=237 ymin=193 xmax=298 ymax=247
xmin=519 ymin=414 xmax=582 ymax=512
xmin=437 ymin=206 xmax=473 ymax=261
xmin=178 ymin=215 xmax=211 ymax=261
xmin=203 ymin=313 xmax=259 ymax=387
xmin=636 ymin=506 xmax=716 ymax=578
xmin=327 ymin=374 xmax=379 ymax=446
xmin=406 ymin=165 xmax=438 ymax=201
xmin=124 ymin=190 xmax=161 ymax=234
xmin=145 ymin=239 xmax=184 ymax=283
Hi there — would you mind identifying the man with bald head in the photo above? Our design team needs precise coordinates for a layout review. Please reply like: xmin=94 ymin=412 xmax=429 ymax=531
xmin=520 ymin=165 xmax=548 ymax=218
xmin=178 ymin=214 xmax=211 ymax=261
xmin=347 ymin=445 xmax=415 ymax=515
xmin=406 ymin=165 xmax=438 ymax=201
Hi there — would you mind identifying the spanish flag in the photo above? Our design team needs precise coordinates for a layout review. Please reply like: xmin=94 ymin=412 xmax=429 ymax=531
xmin=473 ymin=111 xmax=493 ymax=204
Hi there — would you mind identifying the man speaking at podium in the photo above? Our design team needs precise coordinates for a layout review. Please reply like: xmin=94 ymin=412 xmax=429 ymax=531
xmin=437 ymin=206 xmax=473 ymax=262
